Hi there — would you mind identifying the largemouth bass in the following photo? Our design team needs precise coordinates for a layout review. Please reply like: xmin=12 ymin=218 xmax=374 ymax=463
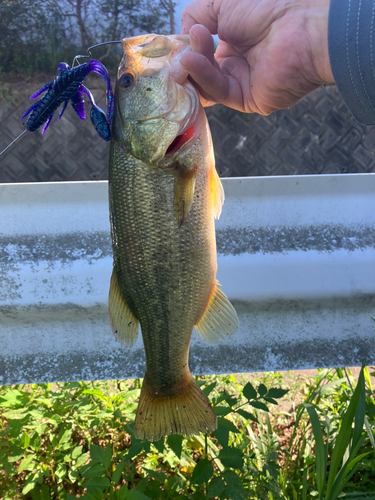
xmin=108 ymin=34 xmax=238 ymax=441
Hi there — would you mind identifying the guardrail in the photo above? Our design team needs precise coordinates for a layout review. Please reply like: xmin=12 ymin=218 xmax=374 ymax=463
xmin=1 ymin=174 xmax=374 ymax=385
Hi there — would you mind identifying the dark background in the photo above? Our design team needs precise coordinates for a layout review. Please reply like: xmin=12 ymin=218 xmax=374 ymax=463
xmin=0 ymin=0 xmax=374 ymax=182
xmin=1 ymin=82 xmax=375 ymax=183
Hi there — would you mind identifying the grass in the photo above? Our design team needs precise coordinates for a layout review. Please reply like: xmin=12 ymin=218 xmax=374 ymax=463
xmin=0 ymin=367 xmax=374 ymax=499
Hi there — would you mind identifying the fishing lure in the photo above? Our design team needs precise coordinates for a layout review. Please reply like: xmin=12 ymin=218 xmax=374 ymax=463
xmin=21 ymin=59 xmax=115 ymax=141
xmin=0 ymin=41 xmax=122 ymax=156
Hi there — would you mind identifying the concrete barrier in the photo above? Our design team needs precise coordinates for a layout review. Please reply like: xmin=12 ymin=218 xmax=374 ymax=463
xmin=1 ymin=174 xmax=374 ymax=385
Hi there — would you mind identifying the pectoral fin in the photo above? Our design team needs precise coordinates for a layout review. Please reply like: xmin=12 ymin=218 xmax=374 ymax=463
xmin=173 ymin=168 xmax=196 ymax=228
xmin=210 ymin=167 xmax=224 ymax=220
xmin=195 ymin=281 xmax=238 ymax=344
xmin=108 ymin=271 xmax=139 ymax=347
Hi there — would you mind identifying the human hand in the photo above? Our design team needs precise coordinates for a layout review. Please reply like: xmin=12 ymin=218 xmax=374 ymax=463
xmin=180 ymin=0 xmax=334 ymax=114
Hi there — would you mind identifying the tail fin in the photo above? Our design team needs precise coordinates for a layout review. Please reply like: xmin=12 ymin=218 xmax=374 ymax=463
xmin=134 ymin=375 xmax=217 ymax=441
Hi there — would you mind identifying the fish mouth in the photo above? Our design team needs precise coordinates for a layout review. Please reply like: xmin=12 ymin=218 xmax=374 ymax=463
xmin=165 ymin=123 xmax=196 ymax=156
xmin=165 ymin=82 xmax=199 ymax=156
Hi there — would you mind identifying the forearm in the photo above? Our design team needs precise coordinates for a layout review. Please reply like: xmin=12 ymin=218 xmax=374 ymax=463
xmin=329 ymin=0 xmax=375 ymax=124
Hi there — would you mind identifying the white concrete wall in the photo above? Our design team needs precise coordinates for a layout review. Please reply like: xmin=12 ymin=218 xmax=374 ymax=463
xmin=1 ymin=175 xmax=375 ymax=385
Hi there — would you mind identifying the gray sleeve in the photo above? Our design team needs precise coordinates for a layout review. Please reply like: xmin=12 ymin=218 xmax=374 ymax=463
xmin=328 ymin=0 xmax=375 ymax=124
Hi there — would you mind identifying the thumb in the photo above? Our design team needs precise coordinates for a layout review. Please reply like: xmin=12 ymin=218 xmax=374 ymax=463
xmin=180 ymin=0 xmax=220 ymax=34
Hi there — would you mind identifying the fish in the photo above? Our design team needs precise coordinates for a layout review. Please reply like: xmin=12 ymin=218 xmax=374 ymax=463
xmin=108 ymin=33 xmax=238 ymax=441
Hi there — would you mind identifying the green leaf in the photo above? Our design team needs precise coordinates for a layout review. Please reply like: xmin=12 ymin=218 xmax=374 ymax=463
xmin=218 ymin=447 xmax=244 ymax=469
xmin=214 ymin=425 xmax=229 ymax=449
xmin=116 ymin=485 xmax=129 ymax=500
xmin=267 ymin=388 xmax=289 ymax=399
xmin=191 ymin=492 xmax=206 ymax=500
xmin=352 ymin=371 xmax=366 ymax=448
xmin=112 ymin=458 xmax=126 ymax=484
xmin=8 ymin=445 xmax=24 ymax=463
xmin=68 ymin=468 xmax=79 ymax=482
xmin=19 ymin=454 xmax=36 ymax=473
xmin=90 ymin=443 xmax=111 ymax=468
xmin=135 ymin=478 xmax=148 ymax=493
xmin=81 ymin=463 xmax=106 ymax=478
xmin=202 ymin=381 xmax=217 ymax=397
xmin=71 ymin=445 xmax=83 ymax=460
xmin=55 ymin=464 xmax=67 ymax=483
xmin=85 ymin=476 xmax=110 ymax=490
xmin=191 ymin=458 xmax=214 ymax=485
xmin=22 ymin=480 xmax=38 ymax=496
xmin=8 ymin=417 xmax=27 ymax=438
xmin=167 ymin=434 xmax=183 ymax=459
xmin=127 ymin=490 xmax=152 ymax=500
xmin=214 ymin=406 xmax=232 ymax=417
xmin=207 ymin=476 xmax=225 ymax=498
xmin=58 ymin=428 xmax=72 ymax=446
xmin=264 ymin=397 xmax=278 ymax=405
xmin=330 ymin=451 xmax=373 ymax=500
xmin=243 ymin=382 xmax=257 ymax=401
xmin=31 ymin=484 xmax=51 ymax=500
xmin=90 ymin=444 xmax=104 ymax=463
xmin=325 ymin=368 xmax=365 ymax=500
xmin=82 ymin=389 xmax=106 ymax=400
xmin=152 ymin=438 xmax=164 ymax=454
xmin=3 ymin=408 xmax=29 ymax=419
xmin=363 ymin=365 xmax=374 ymax=394
xmin=30 ymin=433 xmax=42 ymax=452
xmin=103 ymin=443 xmax=112 ymax=469
xmin=258 ymin=383 xmax=267 ymax=397
xmin=306 ymin=404 xmax=327 ymax=497
xmin=75 ymin=452 xmax=89 ymax=468
xmin=20 ymin=431 xmax=30 ymax=449
xmin=236 ymin=409 xmax=258 ymax=423
xmin=142 ymin=468 xmax=166 ymax=483
xmin=0 ymin=389 xmax=24 ymax=403
xmin=223 ymin=470 xmax=247 ymax=499
xmin=217 ymin=417 xmax=240 ymax=434
xmin=249 ymin=400 xmax=269 ymax=412
xmin=125 ymin=443 xmax=143 ymax=461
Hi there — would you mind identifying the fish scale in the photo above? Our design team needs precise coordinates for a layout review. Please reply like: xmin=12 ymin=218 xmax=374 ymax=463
xmin=108 ymin=34 xmax=238 ymax=440
xmin=109 ymin=143 xmax=214 ymax=389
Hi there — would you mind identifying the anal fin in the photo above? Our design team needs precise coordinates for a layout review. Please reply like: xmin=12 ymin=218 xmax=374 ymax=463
xmin=108 ymin=271 xmax=139 ymax=347
xmin=195 ymin=280 xmax=238 ymax=344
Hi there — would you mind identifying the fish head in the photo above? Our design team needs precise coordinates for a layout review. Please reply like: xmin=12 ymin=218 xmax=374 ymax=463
xmin=112 ymin=34 xmax=200 ymax=165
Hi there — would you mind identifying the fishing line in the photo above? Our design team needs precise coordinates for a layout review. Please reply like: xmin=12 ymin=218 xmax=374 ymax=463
xmin=72 ymin=40 xmax=122 ymax=66
xmin=0 ymin=130 xmax=27 ymax=157
xmin=0 ymin=40 xmax=122 ymax=158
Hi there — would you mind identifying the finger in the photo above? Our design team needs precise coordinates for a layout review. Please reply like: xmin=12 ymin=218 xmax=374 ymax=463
xmin=189 ymin=25 xmax=216 ymax=66
xmin=181 ymin=0 xmax=220 ymax=34
xmin=181 ymin=50 xmax=248 ymax=112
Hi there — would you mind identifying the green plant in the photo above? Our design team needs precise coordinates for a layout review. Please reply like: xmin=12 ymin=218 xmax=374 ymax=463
xmin=0 ymin=369 xmax=374 ymax=499
xmin=306 ymin=367 xmax=373 ymax=500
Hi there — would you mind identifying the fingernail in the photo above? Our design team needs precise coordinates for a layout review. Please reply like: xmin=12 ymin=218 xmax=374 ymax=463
xmin=189 ymin=30 xmax=199 ymax=51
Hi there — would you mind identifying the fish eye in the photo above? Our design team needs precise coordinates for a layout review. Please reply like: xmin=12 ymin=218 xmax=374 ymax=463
xmin=118 ymin=72 xmax=134 ymax=90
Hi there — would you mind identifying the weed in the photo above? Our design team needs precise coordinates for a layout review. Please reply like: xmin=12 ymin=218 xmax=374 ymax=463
xmin=0 ymin=368 xmax=374 ymax=499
